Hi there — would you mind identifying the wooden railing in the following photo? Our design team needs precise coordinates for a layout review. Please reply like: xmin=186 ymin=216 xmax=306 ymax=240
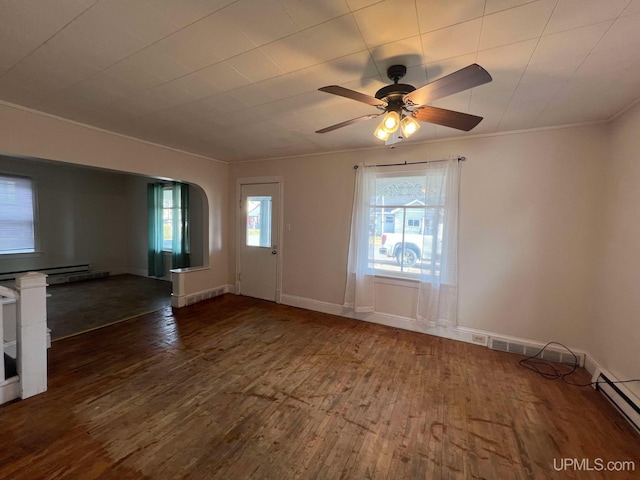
xmin=0 ymin=272 xmax=48 ymax=404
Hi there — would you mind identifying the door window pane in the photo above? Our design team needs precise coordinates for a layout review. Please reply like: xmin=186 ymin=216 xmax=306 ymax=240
xmin=246 ymin=196 xmax=272 ymax=247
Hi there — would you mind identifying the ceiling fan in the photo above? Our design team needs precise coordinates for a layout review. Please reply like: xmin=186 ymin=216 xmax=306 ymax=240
xmin=316 ymin=63 xmax=492 ymax=144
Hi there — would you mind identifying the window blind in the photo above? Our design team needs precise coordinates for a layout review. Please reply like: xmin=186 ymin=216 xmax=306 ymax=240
xmin=0 ymin=175 xmax=35 ymax=254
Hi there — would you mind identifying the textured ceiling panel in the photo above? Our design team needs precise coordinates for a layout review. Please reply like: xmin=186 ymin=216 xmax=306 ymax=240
xmin=0 ymin=0 xmax=638 ymax=162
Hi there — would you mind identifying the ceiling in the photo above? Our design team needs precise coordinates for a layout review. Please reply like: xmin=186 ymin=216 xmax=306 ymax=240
xmin=1 ymin=0 xmax=640 ymax=163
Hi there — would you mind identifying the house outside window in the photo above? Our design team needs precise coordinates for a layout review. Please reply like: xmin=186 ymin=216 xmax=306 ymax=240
xmin=0 ymin=174 xmax=36 ymax=255
xmin=373 ymin=173 xmax=445 ymax=278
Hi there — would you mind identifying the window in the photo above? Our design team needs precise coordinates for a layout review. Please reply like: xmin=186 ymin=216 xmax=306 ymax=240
xmin=246 ymin=196 xmax=272 ymax=247
xmin=148 ymin=181 xmax=190 ymax=276
xmin=0 ymin=175 xmax=36 ymax=255
xmin=162 ymin=186 xmax=173 ymax=251
xmin=372 ymin=171 xmax=445 ymax=278
xmin=345 ymin=159 xmax=459 ymax=324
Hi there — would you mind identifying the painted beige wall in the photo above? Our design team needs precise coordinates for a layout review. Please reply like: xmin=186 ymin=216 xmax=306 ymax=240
xmin=0 ymin=102 xmax=228 ymax=289
xmin=0 ymin=156 xmax=130 ymax=274
xmin=229 ymin=125 xmax=606 ymax=349
xmin=592 ymin=102 xmax=640 ymax=398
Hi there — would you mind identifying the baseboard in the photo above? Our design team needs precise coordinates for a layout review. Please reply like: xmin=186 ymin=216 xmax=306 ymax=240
xmin=171 ymin=284 xmax=235 ymax=308
xmin=0 ymin=376 xmax=20 ymax=405
xmin=107 ymin=267 xmax=129 ymax=276
xmin=279 ymin=293 xmax=581 ymax=351
xmin=126 ymin=268 xmax=168 ymax=280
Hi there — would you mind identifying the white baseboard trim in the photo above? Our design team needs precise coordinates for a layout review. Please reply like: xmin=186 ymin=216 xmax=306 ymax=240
xmin=171 ymin=283 xmax=235 ymax=308
xmin=0 ymin=376 xmax=20 ymax=405
xmin=280 ymin=293 xmax=562 ymax=349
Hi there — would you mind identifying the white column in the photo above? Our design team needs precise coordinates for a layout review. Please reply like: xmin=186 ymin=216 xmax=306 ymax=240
xmin=170 ymin=268 xmax=187 ymax=308
xmin=15 ymin=272 xmax=48 ymax=399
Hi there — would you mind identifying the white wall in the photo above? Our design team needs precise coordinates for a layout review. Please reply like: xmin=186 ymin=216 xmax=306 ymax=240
xmin=0 ymin=101 xmax=228 ymax=291
xmin=592 ymin=102 xmax=640 ymax=398
xmin=229 ymin=124 xmax=606 ymax=350
xmin=0 ymin=156 xmax=130 ymax=274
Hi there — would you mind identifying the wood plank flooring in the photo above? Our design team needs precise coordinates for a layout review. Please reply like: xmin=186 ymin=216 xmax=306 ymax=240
xmin=0 ymin=294 xmax=638 ymax=479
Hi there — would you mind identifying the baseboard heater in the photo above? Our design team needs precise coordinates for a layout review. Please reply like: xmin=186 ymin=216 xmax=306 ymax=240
xmin=489 ymin=337 xmax=585 ymax=367
xmin=49 ymin=270 xmax=110 ymax=285
xmin=0 ymin=265 xmax=108 ymax=285
xmin=596 ymin=372 xmax=640 ymax=433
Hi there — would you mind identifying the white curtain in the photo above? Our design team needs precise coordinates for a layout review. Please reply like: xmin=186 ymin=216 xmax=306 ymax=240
xmin=416 ymin=158 xmax=460 ymax=326
xmin=344 ymin=163 xmax=376 ymax=312
xmin=344 ymin=158 xmax=460 ymax=326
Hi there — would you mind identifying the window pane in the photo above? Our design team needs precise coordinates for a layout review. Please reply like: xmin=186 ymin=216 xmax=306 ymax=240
xmin=0 ymin=175 xmax=35 ymax=254
xmin=371 ymin=169 xmax=447 ymax=279
xmin=375 ymin=208 xmax=419 ymax=275
xmin=418 ymin=208 xmax=444 ymax=277
xmin=163 ymin=187 xmax=173 ymax=251
xmin=246 ymin=196 xmax=272 ymax=247
xmin=373 ymin=172 xmax=445 ymax=208
xmin=373 ymin=175 xmax=427 ymax=207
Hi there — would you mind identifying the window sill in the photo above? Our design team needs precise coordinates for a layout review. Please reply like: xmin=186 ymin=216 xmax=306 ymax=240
xmin=170 ymin=266 xmax=210 ymax=274
xmin=0 ymin=251 xmax=41 ymax=258
xmin=374 ymin=274 xmax=419 ymax=288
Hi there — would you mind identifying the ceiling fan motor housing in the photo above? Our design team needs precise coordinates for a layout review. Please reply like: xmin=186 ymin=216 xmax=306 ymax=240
xmin=376 ymin=64 xmax=415 ymax=111
xmin=375 ymin=83 xmax=415 ymax=112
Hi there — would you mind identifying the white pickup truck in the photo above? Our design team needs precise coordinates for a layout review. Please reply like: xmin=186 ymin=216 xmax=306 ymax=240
xmin=378 ymin=233 xmax=435 ymax=267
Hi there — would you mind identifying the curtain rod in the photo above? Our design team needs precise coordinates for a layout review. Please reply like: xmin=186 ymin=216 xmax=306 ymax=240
xmin=353 ymin=156 xmax=465 ymax=169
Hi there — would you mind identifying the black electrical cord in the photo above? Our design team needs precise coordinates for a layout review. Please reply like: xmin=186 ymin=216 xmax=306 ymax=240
xmin=518 ymin=341 xmax=640 ymax=387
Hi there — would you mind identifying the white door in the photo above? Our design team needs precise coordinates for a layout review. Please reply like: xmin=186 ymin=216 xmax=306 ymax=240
xmin=239 ymin=183 xmax=280 ymax=301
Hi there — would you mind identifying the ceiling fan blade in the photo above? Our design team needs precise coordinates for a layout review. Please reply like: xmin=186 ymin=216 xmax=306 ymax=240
xmin=404 ymin=64 xmax=492 ymax=107
xmin=319 ymin=85 xmax=387 ymax=108
xmin=315 ymin=113 xmax=383 ymax=134
xmin=413 ymin=106 xmax=483 ymax=131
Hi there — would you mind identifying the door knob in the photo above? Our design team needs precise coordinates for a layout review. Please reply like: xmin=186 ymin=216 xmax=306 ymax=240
xmin=271 ymin=250 xmax=277 ymax=255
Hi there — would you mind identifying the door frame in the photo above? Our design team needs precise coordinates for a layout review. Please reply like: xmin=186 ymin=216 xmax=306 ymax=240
xmin=235 ymin=176 xmax=284 ymax=303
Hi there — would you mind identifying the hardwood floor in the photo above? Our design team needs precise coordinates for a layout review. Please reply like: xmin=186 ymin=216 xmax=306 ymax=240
xmin=1 ymin=294 xmax=638 ymax=479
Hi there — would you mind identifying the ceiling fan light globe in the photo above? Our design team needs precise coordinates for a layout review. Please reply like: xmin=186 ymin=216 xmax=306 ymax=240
xmin=374 ymin=122 xmax=391 ymax=140
xmin=401 ymin=116 xmax=420 ymax=137
xmin=383 ymin=111 xmax=400 ymax=132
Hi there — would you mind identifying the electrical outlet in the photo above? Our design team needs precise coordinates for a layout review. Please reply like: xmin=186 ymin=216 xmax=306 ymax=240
xmin=472 ymin=334 xmax=487 ymax=345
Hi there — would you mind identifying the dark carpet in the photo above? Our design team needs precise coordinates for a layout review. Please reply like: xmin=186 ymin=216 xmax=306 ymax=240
xmin=47 ymin=274 xmax=172 ymax=340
